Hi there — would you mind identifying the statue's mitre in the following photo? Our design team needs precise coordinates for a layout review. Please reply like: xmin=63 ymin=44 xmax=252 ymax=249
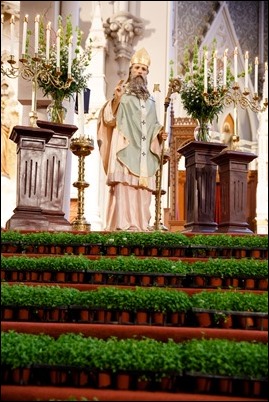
xmin=130 ymin=48 xmax=151 ymax=67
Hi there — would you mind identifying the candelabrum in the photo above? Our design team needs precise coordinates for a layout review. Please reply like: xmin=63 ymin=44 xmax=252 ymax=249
xmin=204 ymin=83 xmax=268 ymax=150
xmin=70 ymin=136 xmax=94 ymax=231
xmin=1 ymin=54 xmax=73 ymax=127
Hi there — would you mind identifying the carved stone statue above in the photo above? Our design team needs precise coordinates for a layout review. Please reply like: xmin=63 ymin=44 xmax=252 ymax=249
xmin=103 ymin=11 xmax=144 ymax=78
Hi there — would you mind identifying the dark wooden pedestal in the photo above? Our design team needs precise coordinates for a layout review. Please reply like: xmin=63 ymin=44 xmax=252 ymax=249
xmin=6 ymin=121 xmax=77 ymax=232
xmin=178 ymin=141 xmax=227 ymax=233
xmin=211 ymin=150 xmax=257 ymax=234
xmin=36 ymin=120 xmax=77 ymax=230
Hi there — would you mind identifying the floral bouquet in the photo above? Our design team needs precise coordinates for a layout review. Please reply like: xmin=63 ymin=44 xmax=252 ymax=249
xmin=179 ymin=38 xmax=235 ymax=141
xmin=26 ymin=15 xmax=91 ymax=122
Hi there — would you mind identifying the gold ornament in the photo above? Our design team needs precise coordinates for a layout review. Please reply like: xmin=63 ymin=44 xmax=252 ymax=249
xmin=130 ymin=48 xmax=151 ymax=67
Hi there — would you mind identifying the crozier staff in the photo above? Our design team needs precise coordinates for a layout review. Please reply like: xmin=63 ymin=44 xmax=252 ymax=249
xmin=97 ymin=48 xmax=167 ymax=231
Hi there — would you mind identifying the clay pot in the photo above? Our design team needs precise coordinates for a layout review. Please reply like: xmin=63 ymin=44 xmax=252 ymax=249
xmin=116 ymin=373 xmax=130 ymax=390
xmin=98 ymin=372 xmax=111 ymax=388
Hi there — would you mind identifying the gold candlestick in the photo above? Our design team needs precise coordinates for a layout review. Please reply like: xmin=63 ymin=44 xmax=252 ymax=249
xmin=70 ymin=136 xmax=94 ymax=231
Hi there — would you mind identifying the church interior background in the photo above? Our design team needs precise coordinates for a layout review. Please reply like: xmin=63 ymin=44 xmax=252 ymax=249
xmin=1 ymin=1 xmax=268 ymax=234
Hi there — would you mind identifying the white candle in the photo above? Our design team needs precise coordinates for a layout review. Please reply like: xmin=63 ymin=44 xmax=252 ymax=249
xmin=234 ymin=47 xmax=238 ymax=83
xmin=213 ymin=50 xmax=217 ymax=88
xmin=254 ymin=57 xmax=259 ymax=94
xmin=46 ymin=22 xmax=51 ymax=61
xmin=10 ymin=15 xmax=15 ymax=56
xmin=223 ymin=49 xmax=228 ymax=87
xmin=56 ymin=29 xmax=61 ymax=69
xmin=31 ymin=81 xmax=35 ymax=112
xmin=1 ymin=14 xmax=4 ymax=42
xmin=68 ymin=36 xmax=73 ymax=75
xmin=244 ymin=51 xmax=249 ymax=88
xmin=34 ymin=15 xmax=40 ymax=54
xmin=233 ymin=107 xmax=237 ymax=137
xmin=78 ymin=90 xmax=85 ymax=136
xmin=204 ymin=51 xmax=208 ymax=93
xmin=264 ymin=62 xmax=268 ymax=101
xmin=21 ymin=15 xmax=28 ymax=56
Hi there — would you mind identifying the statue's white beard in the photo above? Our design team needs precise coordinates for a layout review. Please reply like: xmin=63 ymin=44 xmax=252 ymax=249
xmin=126 ymin=75 xmax=150 ymax=100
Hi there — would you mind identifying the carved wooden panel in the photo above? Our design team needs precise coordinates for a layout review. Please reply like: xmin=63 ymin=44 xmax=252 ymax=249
xmin=168 ymin=111 xmax=196 ymax=229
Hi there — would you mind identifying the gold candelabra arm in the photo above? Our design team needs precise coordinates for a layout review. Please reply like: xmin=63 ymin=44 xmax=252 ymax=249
xmin=1 ymin=54 xmax=74 ymax=127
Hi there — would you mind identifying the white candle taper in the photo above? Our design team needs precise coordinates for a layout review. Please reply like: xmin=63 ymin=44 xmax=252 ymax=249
xmin=21 ymin=15 xmax=28 ymax=56
xmin=234 ymin=47 xmax=238 ymax=83
xmin=78 ymin=90 xmax=85 ymax=136
xmin=264 ymin=62 xmax=268 ymax=101
xmin=244 ymin=51 xmax=249 ymax=89
xmin=1 ymin=14 xmax=3 ymax=40
xmin=204 ymin=51 xmax=208 ymax=93
xmin=46 ymin=22 xmax=51 ymax=61
xmin=34 ymin=15 xmax=40 ymax=54
xmin=68 ymin=36 xmax=73 ymax=75
xmin=254 ymin=57 xmax=259 ymax=94
xmin=213 ymin=50 xmax=217 ymax=88
xmin=233 ymin=107 xmax=237 ymax=136
xmin=56 ymin=29 xmax=61 ymax=69
xmin=223 ymin=49 xmax=228 ymax=87
xmin=10 ymin=15 xmax=15 ymax=56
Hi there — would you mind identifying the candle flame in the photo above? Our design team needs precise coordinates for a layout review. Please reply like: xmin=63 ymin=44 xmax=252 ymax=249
xmin=234 ymin=47 xmax=238 ymax=55
xmin=245 ymin=51 xmax=249 ymax=59
xmin=46 ymin=21 xmax=51 ymax=30
xmin=255 ymin=57 xmax=259 ymax=64
xmin=35 ymin=14 xmax=40 ymax=23
xmin=24 ymin=15 xmax=28 ymax=22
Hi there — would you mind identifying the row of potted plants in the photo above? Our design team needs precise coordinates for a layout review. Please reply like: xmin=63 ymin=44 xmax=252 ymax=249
xmin=1 ymin=230 xmax=268 ymax=258
xmin=1 ymin=330 xmax=268 ymax=397
xmin=2 ymin=283 xmax=267 ymax=329
xmin=2 ymin=255 xmax=267 ymax=289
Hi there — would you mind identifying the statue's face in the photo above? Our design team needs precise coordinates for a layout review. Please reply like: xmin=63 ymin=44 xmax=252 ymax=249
xmin=130 ymin=63 xmax=148 ymax=79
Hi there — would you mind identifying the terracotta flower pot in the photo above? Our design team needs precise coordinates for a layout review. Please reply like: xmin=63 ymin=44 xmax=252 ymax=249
xmin=245 ymin=278 xmax=255 ymax=289
xmin=18 ymin=308 xmax=29 ymax=320
xmin=116 ymin=373 xmax=130 ymax=390
xmin=2 ymin=308 xmax=13 ymax=320
xmin=141 ymin=275 xmax=151 ymax=286
xmin=258 ymin=278 xmax=268 ymax=290
xmin=98 ymin=372 xmax=111 ymax=388
xmin=210 ymin=277 xmax=223 ymax=287
xmin=152 ymin=312 xmax=164 ymax=325
xmin=195 ymin=376 xmax=211 ymax=392
xmin=155 ymin=276 xmax=165 ymax=286
xmin=120 ymin=311 xmax=131 ymax=324
xmin=195 ymin=312 xmax=212 ymax=327
xmin=136 ymin=311 xmax=148 ymax=325
xmin=256 ymin=316 xmax=268 ymax=331
xmin=218 ymin=378 xmax=232 ymax=393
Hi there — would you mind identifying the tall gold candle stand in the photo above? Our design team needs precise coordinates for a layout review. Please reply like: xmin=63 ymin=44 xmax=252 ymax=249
xmin=70 ymin=136 xmax=94 ymax=231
